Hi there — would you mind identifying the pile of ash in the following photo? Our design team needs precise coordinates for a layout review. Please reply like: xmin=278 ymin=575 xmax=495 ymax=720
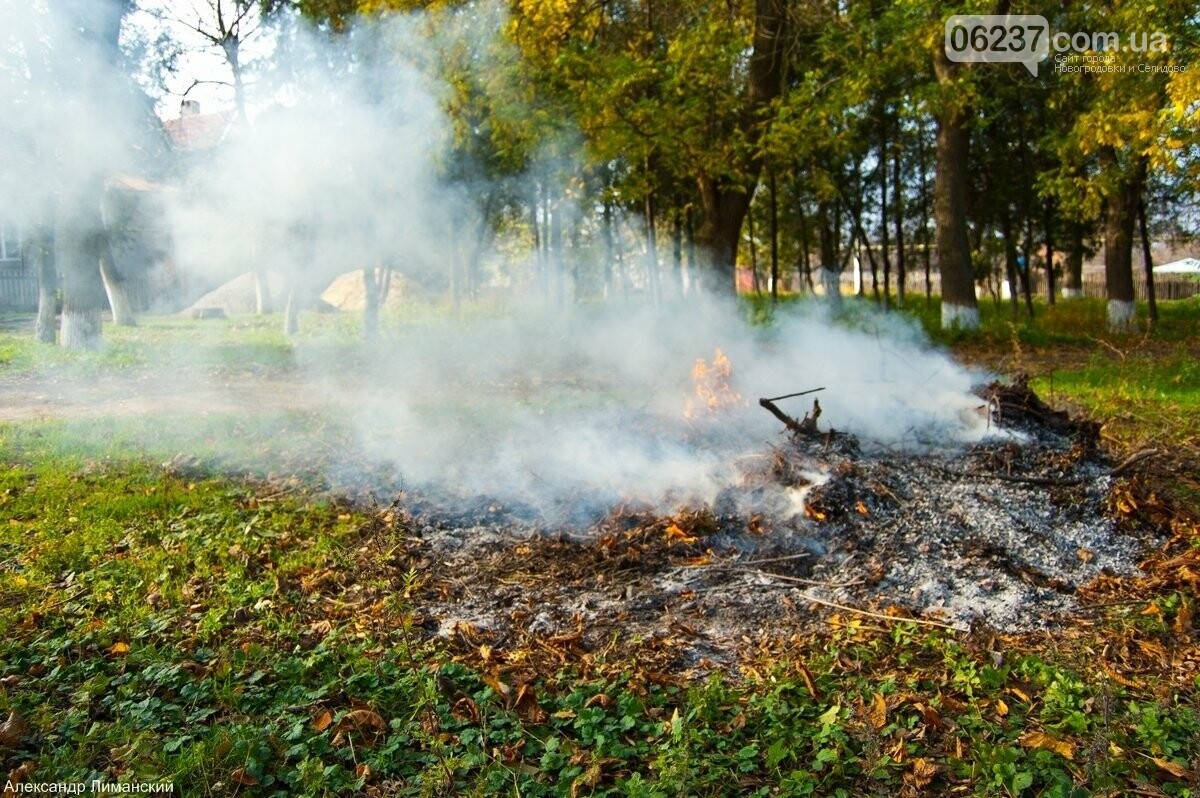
xmin=383 ymin=377 xmax=1156 ymax=671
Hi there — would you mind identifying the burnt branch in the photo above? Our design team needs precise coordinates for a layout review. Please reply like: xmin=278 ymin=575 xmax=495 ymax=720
xmin=759 ymin=396 xmax=821 ymax=437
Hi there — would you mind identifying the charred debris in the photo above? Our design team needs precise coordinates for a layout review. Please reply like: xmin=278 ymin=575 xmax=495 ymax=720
xmin=360 ymin=376 xmax=1159 ymax=675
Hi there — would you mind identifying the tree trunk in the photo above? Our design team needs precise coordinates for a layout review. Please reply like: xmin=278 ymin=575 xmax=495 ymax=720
xmin=748 ymin=201 xmax=760 ymax=295
xmin=1001 ymin=211 xmax=1020 ymax=320
xmin=57 ymin=193 xmax=107 ymax=350
xmin=769 ymin=169 xmax=779 ymax=302
xmin=932 ymin=106 xmax=978 ymax=326
xmin=817 ymin=200 xmax=840 ymax=306
xmin=99 ymin=254 xmax=137 ymax=326
xmin=932 ymin=49 xmax=979 ymax=328
xmin=1102 ymin=151 xmax=1142 ymax=331
xmin=893 ymin=144 xmax=906 ymax=307
xmin=363 ymin=266 xmax=380 ymax=341
xmin=253 ymin=268 xmax=272 ymax=314
xmin=602 ymin=200 xmax=615 ymax=299
xmin=1020 ymin=214 xmax=1034 ymax=318
xmin=1138 ymin=198 xmax=1158 ymax=325
xmin=879 ymin=124 xmax=891 ymax=310
xmin=32 ymin=227 xmax=57 ymax=344
xmin=918 ymin=117 xmax=933 ymax=307
xmin=550 ymin=185 xmax=565 ymax=307
xmin=643 ymin=186 xmax=660 ymax=307
xmin=1044 ymin=199 xmax=1056 ymax=306
xmin=1064 ymin=221 xmax=1085 ymax=298
xmin=672 ymin=202 xmax=685 ymax=297
xmin=797 ymin=200 xmax=813 ymax=293
xmin=694 ymin=0 xmax=786 ymax=293
xmin=283 ymin=287 xmax=300 ymax=336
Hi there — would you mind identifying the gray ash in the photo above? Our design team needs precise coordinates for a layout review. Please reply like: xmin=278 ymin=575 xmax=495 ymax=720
xmin=379 ymin=378 xmax=1155 ymax=675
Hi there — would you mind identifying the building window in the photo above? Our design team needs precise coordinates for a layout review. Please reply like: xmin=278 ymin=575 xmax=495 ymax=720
xmin=0 ymin=223 xmax=21 ymax=264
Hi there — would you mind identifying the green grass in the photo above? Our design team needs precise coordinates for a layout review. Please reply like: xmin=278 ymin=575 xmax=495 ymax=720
xmin=1 ymin=299 xmax=1199 ymax=795
xmin=0 ymin=432 xmax=1197 ymax=795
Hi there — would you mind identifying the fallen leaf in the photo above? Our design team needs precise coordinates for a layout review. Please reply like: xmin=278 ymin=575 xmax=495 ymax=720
xmin=342 ymin=709 xmax=386 ymax=732
xmin=514 ymin=684 xmax=547 ymax=724
xmin=797 ymin=664 xmax=820 ymax=701
xmin=1151 ymin=757 xmax=1193 ymax=780
xmin=906 ymin=757 xmax=938 ymax=789
xmin=916 ymin=702 xmax=943 ymax=731
xmin=452 ymin=697 xmax=481 ymax=724
xmin=1019 ymin=731 xmax=1074 ymax=760
xmin=230 ymin=768 xmax=259 ymax=786
xmin=1175 ymin=601 xmax=1195 ymax=636
xmin=108 ymin=642 xmax=130 ymax=656
xmin=868 ymin=692 xmax=888 ymax=730
xmin=1008 ymin=687 xmax=1032 ymax=704
xmin=355 ymin=763 xmax=371 ymax=780
xmin=995 ymin=699 xmax=1008 ymax=717
xmin=6 ymin=762 xmax=35 ymax=784
xmin=856 ymin=500 xmax=869 ymax=515
xmin=0 ymin=711 xmax=29 ymax=749
xmin=312 ymin=710 xmax=333 ymax=732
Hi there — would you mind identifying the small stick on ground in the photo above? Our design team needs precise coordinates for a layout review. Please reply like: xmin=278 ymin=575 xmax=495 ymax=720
xmin=800 ymin=591 xmax=968 ymax=632
xmin=1108 ymin=448 xmax=1160 ymax=478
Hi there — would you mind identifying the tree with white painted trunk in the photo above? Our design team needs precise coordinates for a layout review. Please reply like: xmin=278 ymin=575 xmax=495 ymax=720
xmin=931 ymin=47 xmax=978 ymax=330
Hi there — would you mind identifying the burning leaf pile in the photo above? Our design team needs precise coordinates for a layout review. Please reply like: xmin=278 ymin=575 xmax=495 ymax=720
xmin=359 ymin=376 xmax=1160 ymax=673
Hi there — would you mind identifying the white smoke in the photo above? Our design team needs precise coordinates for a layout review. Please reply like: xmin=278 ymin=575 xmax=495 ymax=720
xmin=0 ymin=2 xmax=1001 ymax=520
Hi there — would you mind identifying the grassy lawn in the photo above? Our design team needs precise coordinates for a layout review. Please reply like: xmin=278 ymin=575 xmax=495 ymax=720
xmin=0 ymin=299 xmax=1198 ymax=796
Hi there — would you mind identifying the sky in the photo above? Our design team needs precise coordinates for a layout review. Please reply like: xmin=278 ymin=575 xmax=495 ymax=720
xmin=123 ymin=0 xmax=281 ymax=121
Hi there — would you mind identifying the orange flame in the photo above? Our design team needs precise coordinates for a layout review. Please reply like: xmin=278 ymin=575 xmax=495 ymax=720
xmin=684 ymin=348 xmax=744 ymax=421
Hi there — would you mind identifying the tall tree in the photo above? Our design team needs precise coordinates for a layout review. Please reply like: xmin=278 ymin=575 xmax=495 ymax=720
xmin=692 ymin=0 xmax=789 ymax=293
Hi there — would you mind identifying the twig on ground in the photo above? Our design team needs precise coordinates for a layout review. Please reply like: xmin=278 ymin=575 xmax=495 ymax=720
xmin=738 ymin=553 xmax=812 ymax=567
xmin=799 ymin=591 xmax=969 ymax=632
xmin=1108 ymin=448 xmax=1161 ymax=478
xmin=726 ymin=568 xmax=864 ymax=589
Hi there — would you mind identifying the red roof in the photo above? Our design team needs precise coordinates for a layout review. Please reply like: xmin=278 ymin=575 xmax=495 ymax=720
xmin=164 ymin=110 xmax=234 ymax=151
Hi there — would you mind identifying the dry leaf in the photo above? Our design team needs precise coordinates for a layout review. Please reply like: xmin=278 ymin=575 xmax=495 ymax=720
xmin=916 ymin=702 xmax=943 ymax=731
xmin=906 ymin=757 xmax=938 ymax=789
xmin=1151 ymin=757 xmax=1193 ymax=780
xmin=868 ymin=692 xmax=888 ymax=730
xmin=514 ymin=684 xmax=547 ymax=724
xmin=312 ymin=710 xmax=333 ymax=732
xmin=995 ymin=699 xmax=1009 ymax=717
xmin=230 ymin=768 xmax=259 ymax=786
xmin=797 ymin=664 xmax=820 ymax=701
xmin=1175 ymin=601 xmax=1194 ymax=636
xmin=0 ymin=711 xmax=29 ymax=749
xmin=452 ymin=697 xmax=481 ymax=724
xmin=355 ymin=763 xmax=372 ymax=780
xmin=1008 ymin=687 xmax=1032 ymax=704
xmin=1019 ymin=731 xmax=1074 ymax=760
xmin=855 ymin=500 xmax=869 ymax=516
xmin=342 ymin=709 xmax=386 ymax=732
xmin=6 ymin=762 xmax=35 ymax=785
xmin=108 ymin=642 xmax=130 ymax=656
